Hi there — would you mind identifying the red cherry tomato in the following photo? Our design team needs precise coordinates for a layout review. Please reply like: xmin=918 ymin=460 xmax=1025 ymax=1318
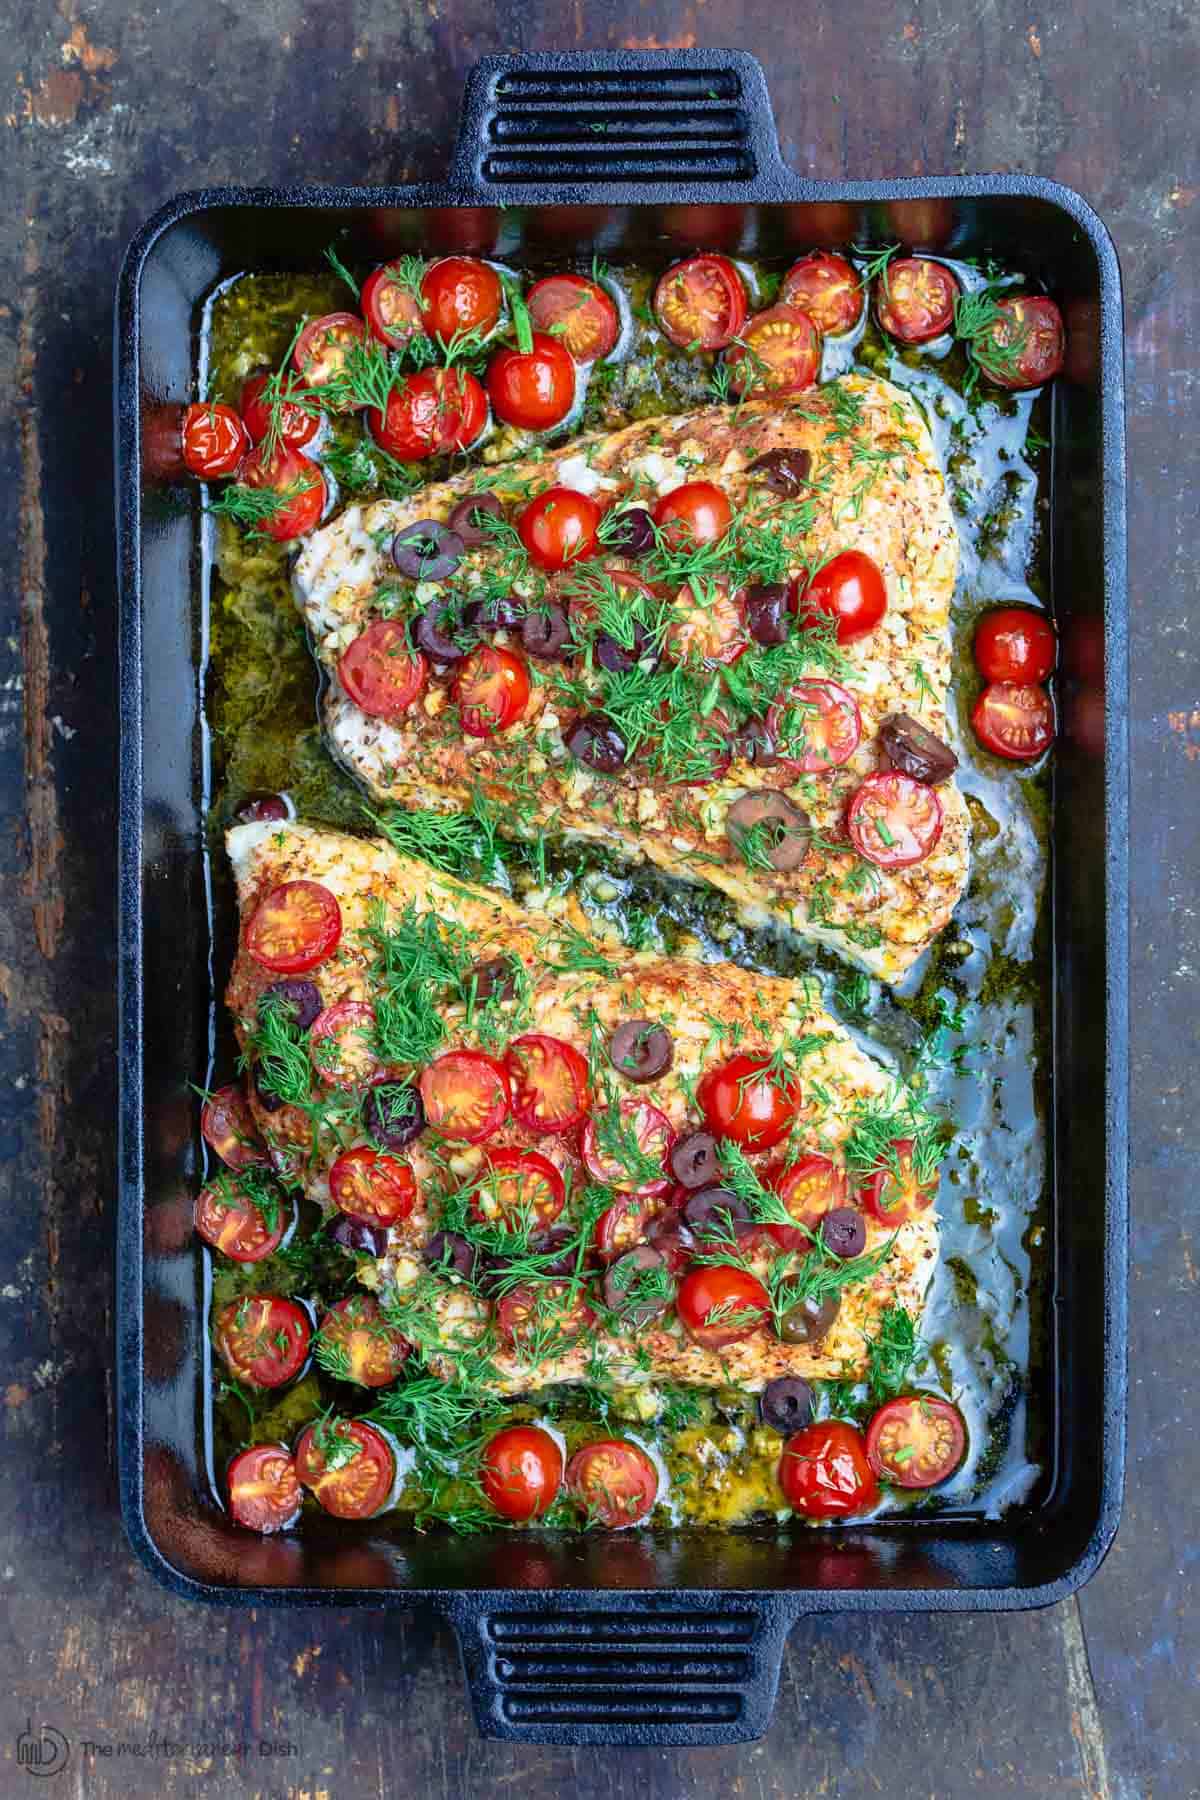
xmin=699 ymin=1052 xmax=802 ymax=1150
xmin=481 ymin=1424 xmax=564 ymax=1522
xmin=580 ymin=1100 xmax=675 ymax=1197
xmin=795 ymin=551 xmax=888 ymax=644
xmin=593 ymin=1194 xmax=668 ymax=1260
xmin=518 ymin=486 xmax=601 ymax=570
xmin=181 ymin=402 xmax=249 ymax=478
xmin=653 ymin=482 xmax=732 ymax=550
xmin=227 ymin=1443 xmax=302 ymax=1533
xmin=361 ymin=261 xmax=428 ymax=350
xmin=239 ymin=373 xmax=322 ymax=451
xmin=420 ymin=256 xmax=503 ymax=343
xmin=453 ymin=645 xmax=531 ymax=737
xmin=972 ymin=681 xmax=1056 ymax=760
xmin=766 ymin=1154 xmax=849 ymax=1251
xmin=653 ymin=255 xmax=748 ymax=351
xmin=847 ymin=772 xmax=944 ymax=868
xmin=727 ymin=305 xmax=821 ymax=396
xmin=666 ymin=579 xmax=748 ymax=667
xmin=973 ymin=296 xmax=1065 ymax=389
xmin=779 ymin=1420 xmax=879 ymax=1518
xmin=866 ymin=1395 xmax=967 ymax=1488
xmin=369 ymin=368 xmax=488 ymax=460
xmin=472 ymin=1148 xmax=566 ymax=1232
xmin=486 ymin=331 xmax=576 ymax=431
xmin=238 ymin=444 xmax=327 ymax=541
xmin=875 ymin=258 xmax=960 ymax=344
xmin=766 ymin=679 xmax=862 ymax=774
xmin=201 ymin=1084 xmax=268 ymax=1171
xmin=318 ymin=1295 xmax=410 ymax=1387
xmin=294 ymin=1417 xmax=395 ymax=1519
xmin=974 ymin=608 xmax=1056 ymax=684
xmin=338 ymin=619 xmax=428 ymax=720
xmin=858 ymin=1138 xmax=938 ymax=1225
xmin=495 ymin=1280 xmax=595 ymax=1354
xmin=308 ymin=1000 xmax=382 ymax=1089
xmin=194 ymin=1174 xmax=287 ymax=1264
xmin=214 ymin=1296 xmax=311 ymax=1389
xmin=781 ymin=252 xmax=864 ymax=337
xmin=328 ymin=1147 xmax=417 ymax=1226
xmin=526 ymin=274 xmax=621 ymax=363
xmin=419 ymin=1049 xmax=510 ymax=1142
xmin=292 ymin=311 xmax=366 ymax=407
xmin=565 ymin=1438 xmax=659 ymax=1527
xmin=676 ymin=1263 xmax=769 ymax=1349
xmin=506 ymin=1034 xmax=591 ymax=1135
xmin=246 ymin=880 xmax=342 ymax=974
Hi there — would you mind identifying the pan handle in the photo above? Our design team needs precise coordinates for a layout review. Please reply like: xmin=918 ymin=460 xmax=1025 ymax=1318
xmin=447 ymin=50 xmax=789 ymax=194
xmin=443 ymin=1593 xmax=792 ymax=1746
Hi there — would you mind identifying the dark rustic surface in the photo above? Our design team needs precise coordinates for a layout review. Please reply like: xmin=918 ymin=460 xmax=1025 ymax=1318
xmin=1 ymin=1 xmax=1196 ymax=1795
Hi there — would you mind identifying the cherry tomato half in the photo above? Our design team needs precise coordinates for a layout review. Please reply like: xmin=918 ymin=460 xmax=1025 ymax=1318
xmin=239 ymin=372 xmax=323 ymax=452
xmin=420 ymin=256 xmax=503 ymax=343
xmin=369 ymin=368 xmax=488 ymax=460
xmin=195 ymin=1174 xmax=287 ymax=1264
xmin=495 ymin=1280 xmax=595 ymax=1353
xmin=481 ymin=1424 xmax=564 ymax=1522
xmin=419 ymin=1049 xmax=510 ymax=1142
xmin=486 ymin=331 xmax=576 ymax=431
xmin=866 ymin=1394 xmax=966 ymax=1488
xmin=527 ymin=274 xmax=620 ymax=363
xmin=361 ymin=261 xmax=428 ymax=350
xmin=201 ymin=1084 xmax=268 ymax=1171
xmin=971 ymin=681 xmax=1056 ymax=760
xmin=328 ymin=1146 xmax=417 ymax=1226
xmin=974 ymin=608 xmax=1056 ymax=684
xmin=699 ymin=1052 xmax=802 ymax=1150
xmin=246 ymin=879 xmax=342 ymax=975
xmin=653 ymin=255 xmax=748 ymax=352
xmin=518 ymin=486 xmax=601 ymax=571
xmin=796 ymin=550 xmax=888 ymax=645
xmin=318 ymin=1295 xmax=410 ymax=1387
xmin=214 ymin=1296 xmax=311 ymax=1389
xmin=309 ymin=1000 xmax=382 ymax=1088
xmin=472 ymin=1148 xmax=566 ymax=1232
xmin=565 ymin=1438 xmax=659 ymax=1527
xmin=227 ymin=1443 xmax=302 ymax=1533
xmin=181 ymin=402 xmax=249 ymax=478
xmin=766 ymin=679 xmax=862 ymax=774
xmin=238 ymin=444 xmax=327 ymax=542
xmin=766 ymin=1154 xmax=849 ymax=1252
xmin=580 ymin=1100 xmax=675 ymax=1197
xmin=339 ymin=619 xmax=428 ymax=720
xmin=506 ymin=1034 xmax=591 ymax=1135
xmin=292 ymin=311 xmax=366 ymax=407
xmin=858 ymin=1138 xmax=938 ymax=1225
xmin=847 ymin=772 xmax=944 ymax=868
xmin=781 ymin=252 xmax=864 ymax=337
xmin=779 ymin=1420 xmax=879 ymax=1518
xmin=653 ymin=482 xmax=732 ymax=549
xmin=453 ymin=645 xmax=531 ymax=737
xmin=727 ymin=305 xmax=820 ymax=396
xmin=666 ymin=579 xmax=748 ymax=667
xmin=676 ymin=1263 xmax=769 ymax=1349
xmin=593 ymin=1194 xmax=667 ymax=1260
xmin=973 ymin=296 xmax=1065 ymax=390
xmin=294 ymin=1417 xmax=396 ymax=1519
xmin=875 ymin=258 xmax=961 ymax=344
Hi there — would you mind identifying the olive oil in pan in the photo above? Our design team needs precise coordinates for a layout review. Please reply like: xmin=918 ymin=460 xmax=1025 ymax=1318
xmin=200 ymin=255 xmax=1052 ymax=1530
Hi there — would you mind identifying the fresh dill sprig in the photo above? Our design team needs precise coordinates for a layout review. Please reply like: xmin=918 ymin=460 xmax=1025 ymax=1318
xmin=323 ymin=244 xmax=361 ymax=300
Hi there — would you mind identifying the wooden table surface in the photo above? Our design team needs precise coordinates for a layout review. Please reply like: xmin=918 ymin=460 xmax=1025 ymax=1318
xmin=1 ymin=2 xmax=1196 ymax=1794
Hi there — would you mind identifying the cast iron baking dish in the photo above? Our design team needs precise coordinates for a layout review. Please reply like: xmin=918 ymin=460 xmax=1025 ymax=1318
xmin=114 ymin=49 xmax=1129 ymax=1746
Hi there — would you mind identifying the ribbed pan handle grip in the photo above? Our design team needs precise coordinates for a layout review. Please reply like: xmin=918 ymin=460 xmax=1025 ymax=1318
xmin=445 ymin=1595 xmax=791 ymax=1745
xmin=448 ymin=50 xmax=788 ymax=193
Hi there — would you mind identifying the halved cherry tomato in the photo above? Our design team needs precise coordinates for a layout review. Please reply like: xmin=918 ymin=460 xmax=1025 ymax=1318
xmin=181 ymin=402 xmax=249 ymax=478
xmin=506 ymin=1034 xmax=591 ymax=1135
xmin=974 ymin=608 xmax=1056 ymax=684
xmin=318 ymin=1295 xmax=410 ymax=1387
xmin=580 ymin=1100 xmax=675 ymax=1197
xmin=866 ymin=1394 xmax=966 ymax=1488
xmin=420 ymin=256 xmax=502 ymax=343
xmin=847 ymin=772 xmax=944 ymax=868
xmin=781 ymin=252 xmax=863 ymax=337
xmin=653 ymin=482 xmax=732 ymax=549
xmin=472 ymin=1147 xmax=566 ymax=1232
xmin=666 ymin=579 xmax=748 ymax=667
xmin=369 ymin=367 xmax=488 ymax=460
xmin=971 ymin=681 xmax=1055 ymax=760
xmin=487 ymin=331 xmax=576 ymax=431
xmin=795 ymin=550 xmax=888 ymax=644
xmin=653 ymin=255 xmax=748 ymax=351
xmin=246 ymin=879 xmax=342 ymax=974
xmin=195 ymin=1173 xmax=287 ymax=1263
xmin=495 ymin=1280 xmax=595 ymax=1353
xmin=201 ymin=1084 xmax=268 ymax=1170
xmin=453 ymin=645 xmax=531 ymax=736
xmin=239 ymin=372 xmax=323 ymax=451
xmin=972 ymin=296 xmax=1065 ymax=390
xmin=566 ymin=1438 xmax=659 ymax=1527
xmin=779 ymin=1420 xmax=879 ymax=1518
xmin=676 ymin=1263 xmax=769 ymax=1349
xmin=239 ymin=444 xmax=327 ymax=542
xmin=527 ymin=274 xmax=620 ymax=363
xmin=294 ymin=1417 xmax=395 ymax=1519
xmin=766 ymin=679 xmax=862 ymax=774
xmin=858 ymin=1138 xmax=938 ymax=1225
xmin=419 ymin=1049 xmax=510 ymax=1142
xmin=766 ymin=1154 xmax=849 ymax=1251
xmin=481 ymin=1424 xmax=564 ymax=1522
xmin=727 ymin=305 xmax=820 ymax=396
xmin=309 ymin=1000 xmax=382 ymax=1088
xmin=593 ymin=1193 xmax=667 ymax=1260
xmin=227 ymin=1443 xmax=302 ymax=1532
xmin=214 ymin=1296 xmax=311 ymax=1389
xmin=292 ymin=311 xmax=366 ymax=407
xmin=518 ymin=486 xmax=601 ymax=570
xmin=874 ymin=257 xmax=961 ymax=344
xmin=339 ymin=619 xmax=427 ymax=720
xmin=328 ymin=1146 xmax=417 ymax=1225
xmin=699 ymin=1052 xmax=801 ymax=1150
xmin=361 ymin=261 xmax=428 ymax=349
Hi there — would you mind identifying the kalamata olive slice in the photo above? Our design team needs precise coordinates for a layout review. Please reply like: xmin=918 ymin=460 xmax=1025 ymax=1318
xmin=749 ymin=447 xmax=812 ymax=495
xmin=596 ymin=621 xmax=659 ymax=675
xmin=605 ymin=507 xmax=657 ymax=557
xmin=258 ymin=979 xmax=323 ymax=1032
xmin=253 ymin=1063 xmax=285 ymax=1113
xmin=467 ymin=955 xmax=517 ymax=1002
xmin=609 ymin=1020 xmax=674 ymax=1083
xmin=683 ymin=1187 xmax=753 ymax=1235
xmin=414 ymin=600 xmax=471 ymax=663
xmin=565 ymin=712 xmax=628 ymax=773
xmin=424 ymin=1230 xmax=479 ymax=1281
xmin=447 ymin=491 xmax=505 ymax=546
xmin=602 ymin=1246 xmax=672 ymax=1325
xmin=462 ymin=592 xmax=526 ymax=634
xmin=236 ymin=790 xmax=296 ymax=825
xmin=878 ymin=713 xmax=959 ymax=785
xmin=820 ymin=1207 xmax=866 ymax=1260
xmin=392 ymin=519 xmax=464 ymax=581
xmin=725 ymin=792 xmax=812 ymax=871
xmin=331 ymin=1215 xmax=391 ymax=1258
xmin=743 ymin=583 xmax=790 ymax=646
xmin=362 ymin=1080 xmax=426 ymax=1149
xmin=733 ymin=718 xmax=779 ymax=768
xmin=670 ymin=1129 xmax=720 ymax=1189
xmin=778 ymin=1292 xmax=841 ymax=1345
xmin=521 ymin=602 xmax=572 ymax=660
xmin=759 ymin=1376 xmax=814 ymax=1433
xmin=531 ymin=1226 xmax=579 ymax=1280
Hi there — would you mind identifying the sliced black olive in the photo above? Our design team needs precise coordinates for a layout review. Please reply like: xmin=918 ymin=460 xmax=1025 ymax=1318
xmin=447 ymin=491 xmax=505 ymax=547
xmin=414 ymin=599 xmax=471 ymax=663
xmin=531 ymin=1226 xmax=579 ymax=1280
xmin=462 ymin=592 xmax=525 ymax=634
xmin=392 ymin=519 xmax=464 ymax=581
xmin=465 ymin=955 xmax=517 ymax=1002
xmin=683 ymin=1187 xmax=753 ymax=1235
xmin=236 ymin=790 xmax=295 ymax=824
xmin=252 ymin=1063 xmax=285 ymax=1113
xmin=424 ymin=1230 xmax=478 ymax=1281
xmin=362 ymin=1080 xmax=425 ymax=1149
xmin=521 ymin=602 xmax=572 ymax=661
xmin=602 ymin=1246 xmax=672 ymax=1325
xmin=759 ymin=1376 xmax=814 ymax=1433
xmin=749 ymin=447 xmax=812 ymax=496
xmin=670 ymin=1129 xmax=720 ymax=1189
xmin=743 ymin=583 xmax=790 ymax=646
xmin=879 ymin=712 xmax=959 ymax=785
xmin=331 ymin=1215 xmax=390 ymax=1258
xmin=725 ymin=792 xmax=812 ymax=872
xmin=596 ymin=621 xmax=660 ymax=675
xmin=733 ymin=718 xmax=780 ymax=768
xmin=564 ymin=712 xmax=628 ymax=773
xmin=820 ymin=1207 xmax=866 ymax=1260
xmin=609 ymin=1020 xmax=673 ymax=1083
xmin=258 ymin=978 xmax=322 ymax=1032
xmin=778 ymin=1292 xmax=841 ymax=1345
xmin=604 ymin=506 xmax=656 ymax=557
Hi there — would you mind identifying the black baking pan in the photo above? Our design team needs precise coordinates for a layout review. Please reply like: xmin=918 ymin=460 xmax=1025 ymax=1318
xmin=115 ymin=49 xmax=1129 ymax=1746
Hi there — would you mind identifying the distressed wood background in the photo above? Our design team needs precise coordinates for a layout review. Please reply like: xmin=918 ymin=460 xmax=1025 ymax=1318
xmin=1 ymin=1 xmax=1196 ymax=1794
